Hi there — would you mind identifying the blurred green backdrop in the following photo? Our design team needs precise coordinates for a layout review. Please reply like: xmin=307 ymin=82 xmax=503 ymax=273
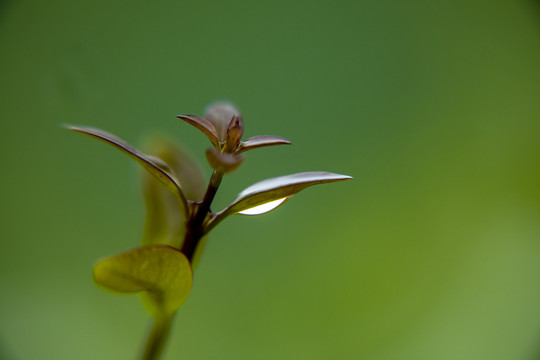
xmin=2 ymin=0 xmax=540 ymax=359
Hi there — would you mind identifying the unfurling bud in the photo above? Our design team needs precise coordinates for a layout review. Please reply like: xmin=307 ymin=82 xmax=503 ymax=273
xmin=204 ymin=102 xmax=241 ymax=143
xmin=225 ymin=115 xmax=244 ymax=153
xmin=205 ymin=148 xmax=244 ymax=173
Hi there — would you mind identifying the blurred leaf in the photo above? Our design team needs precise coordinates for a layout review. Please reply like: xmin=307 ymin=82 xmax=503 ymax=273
xmin=204 ymin=102 xmax=241 ymax=142
xmin=211 ymin=172 xmax=352 ymax=226
xmin=93 ymin=245 xmax=192 ymax=316
xmin=190 ymin=235 xmax=207 ymax=269
xmin=156 ymin=141 xmax=207 ymax=203
xmin=142 ymin=137 xmax=207 ymax=248
xmin=237 ymin=135 xmax=291 ymax=153
xmin=142 ymin=173 xmax=183 ymax=247
xmin=176 ymin=115 xmax=219 ymax=147
xmin=205 ymin=148 xmax=244 ymax=173
xmin=67 ymin=126 xmax=188 ymax=214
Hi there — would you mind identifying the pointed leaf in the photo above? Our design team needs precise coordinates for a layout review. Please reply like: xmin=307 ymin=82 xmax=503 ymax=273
xmin=210 ymin=172 xmax=352 ymax=227
xmin=176 ymin=115 xmax=219 ymax=147
xmin=225 ymin=114 xmax=244 ymax=152
xmin=93 ymin=245 xmax=193 ymax=316
xmin=67 ymin=126 xmax=188 ymax=214
xmin=237 ymin=135 xmax=291 ymax=153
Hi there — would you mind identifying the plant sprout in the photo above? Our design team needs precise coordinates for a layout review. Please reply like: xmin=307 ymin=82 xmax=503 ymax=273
xmin=67 ymin=102 xmax=352 ymax=360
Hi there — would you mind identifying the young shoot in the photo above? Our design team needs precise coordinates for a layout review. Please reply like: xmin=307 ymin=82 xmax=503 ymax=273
xmin=67 ymin=102 xmax=352 ymax=360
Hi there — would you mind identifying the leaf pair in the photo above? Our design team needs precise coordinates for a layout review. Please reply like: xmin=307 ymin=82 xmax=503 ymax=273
xmin=179 ymin=112 xmax=291 ymax=153
xmin=68 ymin=118 xmax=352 ymax=321
xmin=177 ymin=102 xmax=290 ymax=154
xmin=67 ymin=125 xmax=352 ymax=231
xmin=67 ymin=128 xmax=199 ymax=317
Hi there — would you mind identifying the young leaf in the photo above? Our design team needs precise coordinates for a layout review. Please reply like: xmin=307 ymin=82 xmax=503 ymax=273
xmin=209 ymin=172 xmax=352 ymax=228
xmin=142 ymin=172 xmax=184 ymax=247
xmin=93 ymin=245 xmax=193 ymax=316
xmin=176 ymin=115 xmax=219 ymax=148
xmin=67 ymin=126 xmax=188 ymax=215
xmin=205 ymin=148 xmax=244 ymax=173
xmin=204 ymin=102 xmax=241 ymax=142
xmin=237 ymin=135 xmax=291 ymax=153
xmin=225 ymin=114 xmax=244 ymax=152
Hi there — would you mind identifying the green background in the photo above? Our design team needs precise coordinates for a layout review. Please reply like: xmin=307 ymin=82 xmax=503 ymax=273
xmin=2 ymin=0 xmax=540 ymax=359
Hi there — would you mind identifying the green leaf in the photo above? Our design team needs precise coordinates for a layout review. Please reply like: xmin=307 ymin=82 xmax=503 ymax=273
xmin=141 ymin=137 xmax=207 ymax=248
xmin=142 ymin=173 xmax=183 ymax=247
xmin=93 ymin=245 xmax=193 ymax=316
xmin=237 ymin=135 xmax=291 ymax=153
xmin=67 ymin=126 xmax=188 ymax=215
xmin=209 ymin=172 xmax=352 ymax=228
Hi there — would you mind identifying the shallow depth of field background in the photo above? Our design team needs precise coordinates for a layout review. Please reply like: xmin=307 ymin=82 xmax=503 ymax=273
xmin=1 ymin=1 xmax=540 ymax=359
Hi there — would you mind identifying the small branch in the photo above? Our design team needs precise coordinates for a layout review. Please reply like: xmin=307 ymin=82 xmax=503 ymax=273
xmin=193 ymin=170 xmax=224 ymax=225
xmin=181 ymin=170 xmax=224 ymax=261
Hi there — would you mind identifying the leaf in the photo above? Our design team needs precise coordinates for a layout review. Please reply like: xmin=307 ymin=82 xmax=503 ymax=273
xmin=204 ymin=102 xmax=241 ymax=142
xmin=237 ymin=135 xmax=291 ymax=152
xmin=176 ymin=115 xmax=219 ymax=147
xmin=93 ymin=245 xmax=193 ymax=316
xmin=209 ymin=172 xmax=352 ymax=227
xmin=141 ymin=137 xmax=207 ymax=248
xmin=225 ymin=115 xmax=244 ymax=152
xmin=205 ymin=148 xmax=244 ymax=173
xmin=237 ymin=197 xmax=290 ymax=215
xmin=67 ymin=126 xmax=188 ymax=214
xmin=142 ymin=173 xmax=183 ymax=247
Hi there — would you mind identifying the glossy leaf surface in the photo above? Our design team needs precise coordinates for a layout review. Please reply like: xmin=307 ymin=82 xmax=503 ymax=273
xmin=237 ymin=135 xmax=291 ymax=152
xmin=237 ymin=197 xmax=289 ymax=215
xmin=93 ymin=245 xmax=192 ymax=316
xmin=176 ymin=115 xmax=219 ymax=147
xmin=67 ymin=126 xmax=188 ymax=212
xmin=213 ymin=172 xmax=352 ymax=223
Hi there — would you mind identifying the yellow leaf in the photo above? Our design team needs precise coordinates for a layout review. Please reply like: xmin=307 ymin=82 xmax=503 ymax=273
xmin=93 ymin=245 xmax=192 ymax=316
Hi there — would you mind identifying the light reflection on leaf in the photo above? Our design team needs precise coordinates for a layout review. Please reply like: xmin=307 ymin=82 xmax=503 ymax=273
xmin=209 ymin=172 xmax=352 ymax=229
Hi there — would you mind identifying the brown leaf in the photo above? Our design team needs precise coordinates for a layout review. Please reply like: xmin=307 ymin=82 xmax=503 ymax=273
xmin=225 ymin=114 xmax=244 ymax=152
xmin=205 ymin=148 xmax=244 ymax=173
xmin=204 ymin=102 xmax=241 ymax=142
xmin=208 ymin=172 xmax=352 ymax=227
xmin=237 ymin=135 xmax=291 ymax=152
xmin=176 ymin=115 xmax=219 ymax=147
xmin=67 ymin=126 xmax=188 ymax=214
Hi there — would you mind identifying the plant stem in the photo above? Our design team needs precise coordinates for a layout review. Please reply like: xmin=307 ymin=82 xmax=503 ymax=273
xmin=141 ymin=313 xmax=173 ymax=360
xmin=181 ymin=170 xmax=224 ymax=261
xmin=144 ymin=171 xmax=222 ymax=358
